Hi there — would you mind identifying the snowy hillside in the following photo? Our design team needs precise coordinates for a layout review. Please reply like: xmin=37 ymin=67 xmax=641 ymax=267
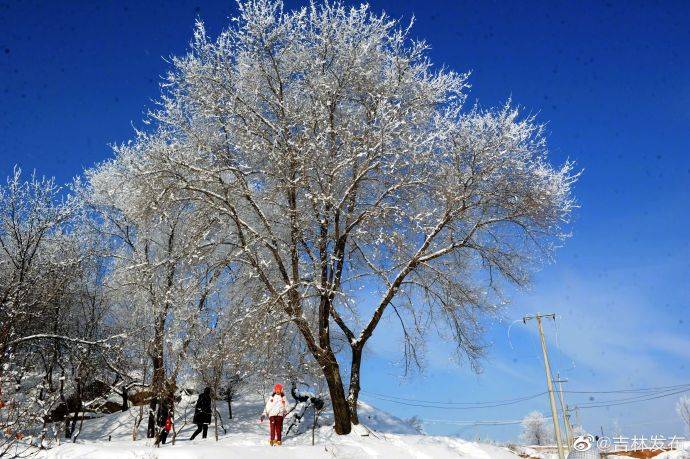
xmin=31 ymin=394 xmax=523 ymax=459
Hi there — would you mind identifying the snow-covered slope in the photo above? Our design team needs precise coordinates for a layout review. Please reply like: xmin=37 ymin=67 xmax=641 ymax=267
xmin=32 ymin=394 xmax=522 ymax=458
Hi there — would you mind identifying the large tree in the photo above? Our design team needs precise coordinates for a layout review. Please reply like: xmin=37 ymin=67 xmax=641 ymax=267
xmin=105 ymin=0 xmax=577 ymax=434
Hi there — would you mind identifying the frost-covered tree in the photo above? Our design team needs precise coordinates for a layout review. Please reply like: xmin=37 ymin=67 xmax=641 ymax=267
xmin=570 ymin=423 xmax=586 ymax=438
xmin=404 ymin=415 xmax=424 ymax=434
xmin=0 ymin=169 xmax=76 ymax=372
xmin=0 ymin=169 xmax=124 ymax=453
xmin=104 ymin=0 xmax=576 ymax=434
xmin=85 ymin=161 xmax=225 ymax=398
xmin=678 ymin=395 xmax=690 ymax=434
xmin=521 ymin=411 xmax=553 ymax=446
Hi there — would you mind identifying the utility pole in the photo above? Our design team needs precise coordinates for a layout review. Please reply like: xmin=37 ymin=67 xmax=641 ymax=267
xmin=524 ymin=313 xmax=565 ymax=459
xmin=554 ymin=373 xmax=573 ymax=447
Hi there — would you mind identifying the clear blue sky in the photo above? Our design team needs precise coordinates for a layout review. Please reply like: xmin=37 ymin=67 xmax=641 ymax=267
xmin=1 ymin=0 xmax=688 ymax=441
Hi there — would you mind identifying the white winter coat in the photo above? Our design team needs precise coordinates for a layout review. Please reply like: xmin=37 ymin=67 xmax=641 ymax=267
xmin=263 ymin=393 xmax=288 ymax=417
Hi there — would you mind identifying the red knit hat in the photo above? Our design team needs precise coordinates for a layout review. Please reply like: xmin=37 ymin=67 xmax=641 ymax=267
xmin=273 ymin=383 xmax=283 ymax=393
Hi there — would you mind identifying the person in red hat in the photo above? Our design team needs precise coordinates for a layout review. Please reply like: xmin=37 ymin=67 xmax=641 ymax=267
xmin=260 ymin=383 xmax=288 ymax=446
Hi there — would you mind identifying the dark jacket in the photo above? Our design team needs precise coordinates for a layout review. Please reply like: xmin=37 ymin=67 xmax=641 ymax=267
xmin=193 ymin=388 xmax=212 ymax=425
xmin=156 ymin=401 xmax=170 ymax=428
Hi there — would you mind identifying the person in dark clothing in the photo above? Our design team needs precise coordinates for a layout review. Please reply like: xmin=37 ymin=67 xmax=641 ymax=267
xmin=190 ymin=387 xmax=212 ymax=440
xmin=147 ymin=397 xmax=158 ymax=438
xmin=156 ymin=399 xmax=171 ymax=444
xmin=162 ymin=413 xmax=172 ymax=444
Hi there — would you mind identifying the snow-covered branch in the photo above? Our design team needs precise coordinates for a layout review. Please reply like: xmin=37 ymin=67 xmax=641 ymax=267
xmin=6 ymin=333 xmax=127 ymax=347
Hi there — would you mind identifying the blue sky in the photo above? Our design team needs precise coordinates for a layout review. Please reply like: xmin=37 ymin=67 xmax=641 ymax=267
xmin=1 ymin=0 xmax=689 ymax=441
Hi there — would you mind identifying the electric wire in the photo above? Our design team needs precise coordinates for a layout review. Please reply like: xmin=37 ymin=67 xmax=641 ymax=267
xmin=360 ymin=384 xmax=690 ymax=417
xmin=360 ymin=392 xmax=548 ymax=410
xmin=360 ymin=390 xmax=548 ymax=406
xmin=565 ymin=383 xmax=690 ymax=394
xmin=361 ymin=383 xmax=690 ymax=407
xmin=576 ymin=387 xmax=690 ymax=410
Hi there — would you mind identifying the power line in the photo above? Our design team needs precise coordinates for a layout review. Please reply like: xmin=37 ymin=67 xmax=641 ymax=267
xmin=575 ymin=386 xmax=690 ymax=407
xmin=360 ymin=390 xmax=547 ymax=406
xmin=401 ymin=388 xmax=690 ymax=429
xmin=565 ymin=383 xmax=690 ymax=394
xmin=361 ymin=392 xmax=547 ymax=410
xmin=365 ymin=386 xmax=690 ymax=411
xmin=421 ymin=414 xmax=680 ymax=429
xmin=360 ymin=382 xmax=690 ymax=408
xmin=576 ymin=387 xmax=690 ymax=410
xmin=422 ymin=418 xmax=529 ymax=426
xmin=420 ymin=392 xmax=690 ymax=428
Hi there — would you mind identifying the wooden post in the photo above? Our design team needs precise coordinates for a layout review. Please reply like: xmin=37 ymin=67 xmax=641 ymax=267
xmin=524 ymin=313 xmax=565 ymax=459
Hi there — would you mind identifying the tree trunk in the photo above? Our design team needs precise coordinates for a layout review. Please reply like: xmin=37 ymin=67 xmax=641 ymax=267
xmin=72 ymin=407 xmax=85 ymax=443
xmin=312 ymin=406 xmax=322 ymax=446
xmin=347 ymin=346 xmax=363 ymax=425
xmin=151 ymin=315 xmax=165 ymax=393
xmin=133 ymin=405 xmax=143 ymax=441
xmin=68 ymin=383 xmax=81 ymax=440
xmin=71 ymin=383 xmax=83 ymax=443
xmin=226 ymin=395 xmax=232 ymax=420
xmin=320 ymin=353 xmax=351 ymax=435
xmin=214 ymin=398 xmax=219 ymax=441
xmin=121 ymin=386 xmax=129 ymax=412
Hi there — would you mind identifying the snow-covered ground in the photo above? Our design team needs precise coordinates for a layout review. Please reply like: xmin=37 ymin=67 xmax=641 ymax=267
xmin=30 ymin=394 xmax=523 ymax=458
xmin=13 ymin=394 xmax=688 ymax=458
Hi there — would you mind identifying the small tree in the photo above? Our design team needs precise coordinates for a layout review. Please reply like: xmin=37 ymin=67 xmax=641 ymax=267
xmin=405 ymin=416 xmax=424 ymax=434
xmin=678 ymin=395 xmax=690 ymax=434
xmin=220 ymin=374 xmax=243 ymax=420
xmin=521 ymin=411 xmax=552 ymax=446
